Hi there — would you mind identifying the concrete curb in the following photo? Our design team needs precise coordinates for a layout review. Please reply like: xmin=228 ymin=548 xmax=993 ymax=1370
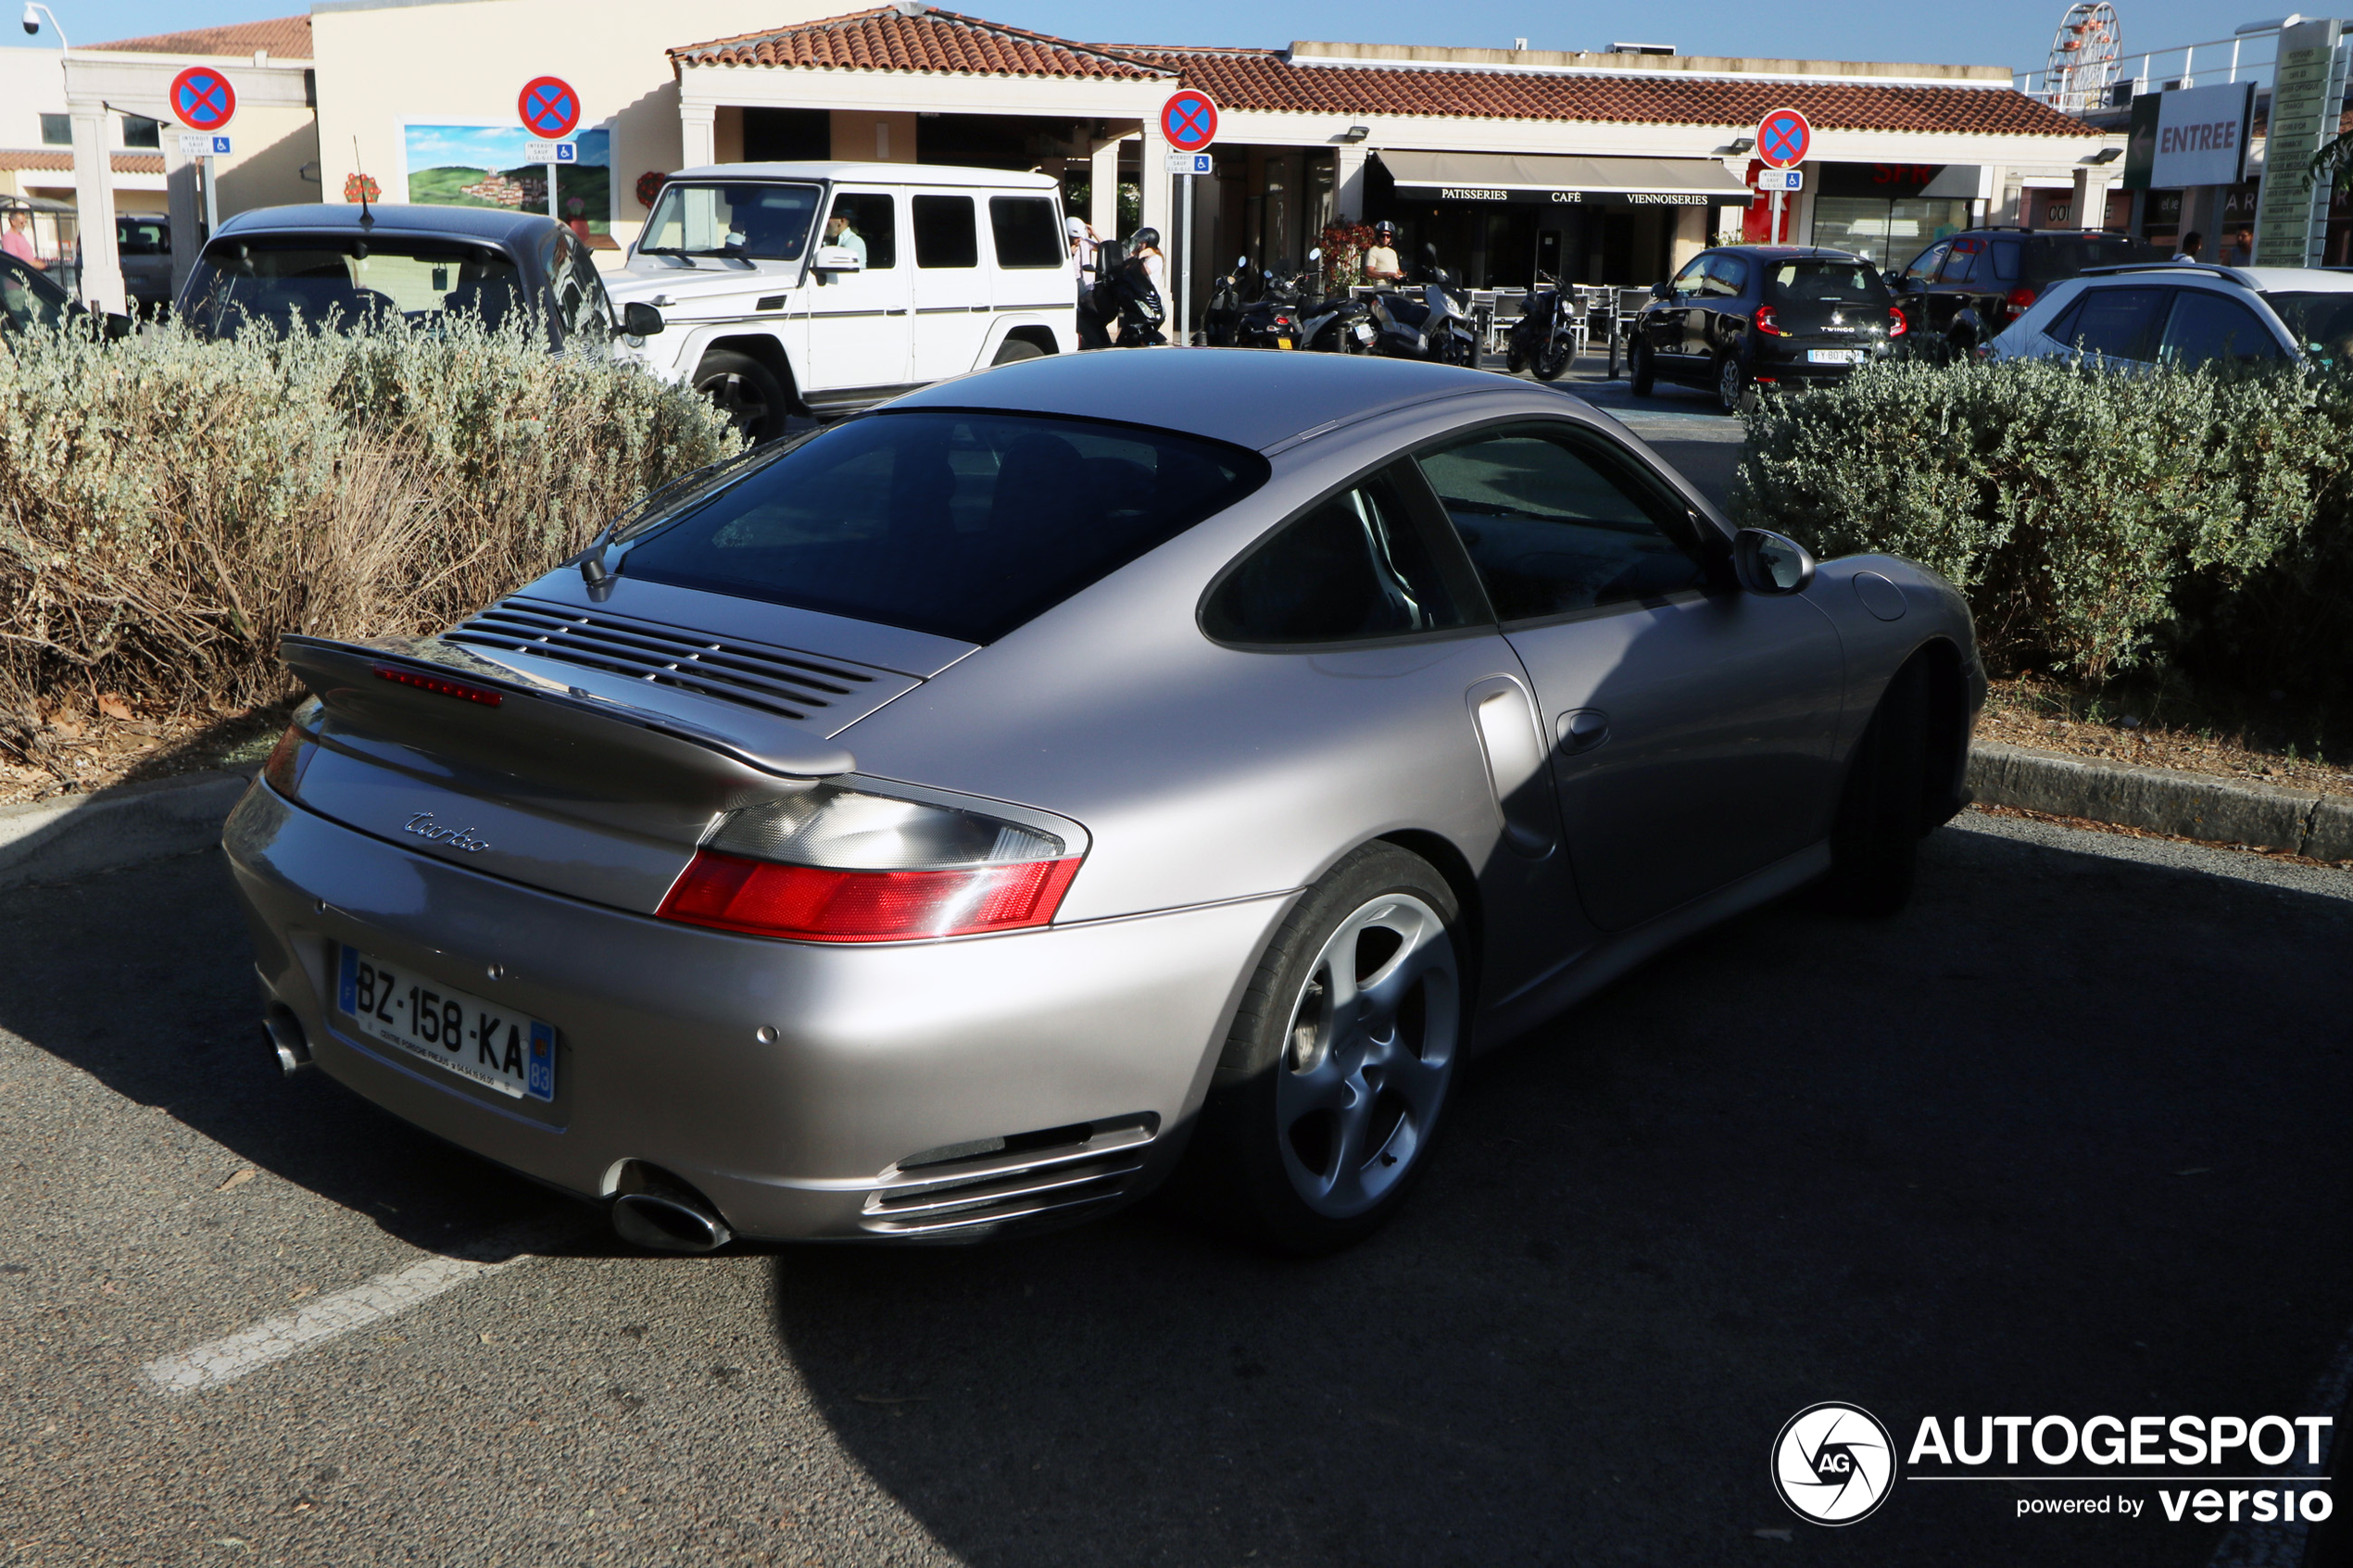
xmin=0 ymin=771 xmax=254 ymax=892
xmin=1967 ymin=742 xmax=2353 ymax=863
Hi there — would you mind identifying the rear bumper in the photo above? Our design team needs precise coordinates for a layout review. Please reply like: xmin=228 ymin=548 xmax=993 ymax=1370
xmin=222 ymin=782 xmax=1290 ymax=1242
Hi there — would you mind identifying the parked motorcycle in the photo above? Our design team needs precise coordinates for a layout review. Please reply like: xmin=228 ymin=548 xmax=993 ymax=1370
xmin=1366 ymin=260 xmax=1478 ymax=366
xmin=1505 ymin=270 xmax=1579 ymax=381
xmin=1293 ymin=248 xmax=1376 ymax=354
xmin=1234 ymin=259 xmax=1306 ymax=350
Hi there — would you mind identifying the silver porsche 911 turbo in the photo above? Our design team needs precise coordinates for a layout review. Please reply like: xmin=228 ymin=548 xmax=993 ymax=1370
xmin=224 ymin=351 xmax=1982 ymax=1255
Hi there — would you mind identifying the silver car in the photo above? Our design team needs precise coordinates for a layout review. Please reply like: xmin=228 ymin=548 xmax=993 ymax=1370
xmin=224 ymin=352 xmax=1982 ymax=1256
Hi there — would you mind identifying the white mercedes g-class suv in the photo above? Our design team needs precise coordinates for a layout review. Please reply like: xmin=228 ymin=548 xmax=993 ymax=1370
xmin=606 ymin=162 xmax=1077 ymax=440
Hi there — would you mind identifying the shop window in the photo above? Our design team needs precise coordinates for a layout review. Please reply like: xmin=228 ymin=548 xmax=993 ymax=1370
xmin=40 ymin=114 xmax=70 ymax=146
xmin=121 ymin=116 xmax=161 ymax=149
xmin=912 ymin=195 xmax=976 ymax=269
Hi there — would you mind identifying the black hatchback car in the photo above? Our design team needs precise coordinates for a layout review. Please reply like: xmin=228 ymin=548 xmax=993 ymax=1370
xmin=176 ymin=204 xmax=636 ymax=347
xmin=1886 ymin=228 xmax=2166 ymax=351
xmin=1630 ymin=246 xmax=1903 ymax=413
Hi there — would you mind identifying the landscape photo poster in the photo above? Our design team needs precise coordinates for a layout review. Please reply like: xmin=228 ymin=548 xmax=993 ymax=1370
xmin=404 ymin=124 xmax=610 ymax=234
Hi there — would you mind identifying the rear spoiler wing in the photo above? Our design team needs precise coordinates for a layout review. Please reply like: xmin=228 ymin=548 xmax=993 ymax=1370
xmin=281 ymin=634 xmax=854 ymax=798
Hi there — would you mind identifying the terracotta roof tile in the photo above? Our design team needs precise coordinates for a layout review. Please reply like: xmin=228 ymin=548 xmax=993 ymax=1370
xmin=0 ymin=149 xmax=169 ymax=174
xmin=90 ymin=15 xmax=311 ymax=60
xmin=671 ymin=8 xmax=2097 ymax=137
xmin=673 ymin=6 xmax=1170 ymax=78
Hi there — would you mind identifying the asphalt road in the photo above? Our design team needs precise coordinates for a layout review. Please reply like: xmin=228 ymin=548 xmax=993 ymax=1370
xmin=6 ymin=801 xmax=2351 ymax=1567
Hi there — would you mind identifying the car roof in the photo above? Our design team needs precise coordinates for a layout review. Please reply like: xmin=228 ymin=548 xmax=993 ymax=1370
xmin=213 ymin=203 xmax=566 ymax=245
xmin=1705 ymin=245 xmax=1866 ymax=262
xmin=2074 ymin=262 xmax=2353 ymax=295
xmin=667 ymin=162 xmax=1060 ymax=191
xmin=887 ymin=350 xmax=1508 ymax=453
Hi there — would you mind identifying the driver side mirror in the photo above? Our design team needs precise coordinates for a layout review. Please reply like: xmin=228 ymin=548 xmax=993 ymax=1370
xmin=1882 ymin=270 xmax=1907 ymax=291
xmin=1733 ymin=528 xmax=1816 ymax=596
xmin=103 ymin=311 xmax=134 ymax=341
xmin=621 ymin=300 xmax=664 ymax=337
xmin=1650 ymin=280 xmax=1671 ymax=300
xmin=812 ymin=245 xmax=862 ymax=272
xmin=1307 ymin=246 xmax=1322 ymax=262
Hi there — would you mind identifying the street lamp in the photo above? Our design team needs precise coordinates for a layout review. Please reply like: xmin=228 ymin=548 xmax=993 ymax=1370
xmin=21 ymin=3 xmax=68 ymax=47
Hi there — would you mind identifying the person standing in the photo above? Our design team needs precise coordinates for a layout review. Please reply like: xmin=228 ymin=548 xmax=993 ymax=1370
xmin=3 ymin=208 xmax=46 ymax=270
xmin=1069 ymin=216 xmax=1111 ymax=349
xmin=2221 ymin=225 xmax=2255 ymax=266
xmin=1363 ymin=221 xmax=1403 ymax=286
xmin=1113 ymin=226 xmax=1168 ymax=347
xmin=2172 ymin=230 xmax=2204 ymax=264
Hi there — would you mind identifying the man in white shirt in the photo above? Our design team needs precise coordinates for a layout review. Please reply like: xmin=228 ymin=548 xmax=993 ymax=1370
xmin=1363 ymin=221 xmax=1403 ymax=286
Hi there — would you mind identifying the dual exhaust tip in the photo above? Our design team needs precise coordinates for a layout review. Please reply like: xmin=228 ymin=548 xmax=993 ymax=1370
xmin=260 ymin=1010 xmax=729 ymax=1254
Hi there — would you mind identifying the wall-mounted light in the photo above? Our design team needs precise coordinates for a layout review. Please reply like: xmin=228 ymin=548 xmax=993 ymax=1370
xmin=2088 ymin=145 xmax=2122 ymax=163
xmin=1340 ymin=125 xmax=1371 ymax=144
xmin=1727 ymin=136 xmax=1755 ymax=154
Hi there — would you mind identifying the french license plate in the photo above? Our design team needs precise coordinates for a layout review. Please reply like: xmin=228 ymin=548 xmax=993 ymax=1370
xmin=1276 ymin=337 xmax=1293 ymax=349
xmin=1807 ymin=349 xmax=1863 ymax=364
xmin=336 ymin=946 xmax=555 ymax=1101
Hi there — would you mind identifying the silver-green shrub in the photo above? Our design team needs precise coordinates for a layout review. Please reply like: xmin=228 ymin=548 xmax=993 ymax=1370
xmin=1729 ymin=357 xmax=2353 ymax=682
xmin=0 ymin=315 xmax=739 ymax=760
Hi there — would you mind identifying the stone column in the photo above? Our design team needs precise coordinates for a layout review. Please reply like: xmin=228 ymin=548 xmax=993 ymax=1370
xmin=679 ymin=103 xmax=717 ymax=170
xmin=1335 ymin=142 xmax=1367 ymax=222
xmin=1089 ymin=134 xmax=1124 ymax=238
xmin=69 ymin=102 xmax=122 ymax=313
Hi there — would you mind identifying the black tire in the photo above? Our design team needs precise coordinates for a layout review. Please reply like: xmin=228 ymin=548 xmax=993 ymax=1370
xmin=990 ymin=336 xmax=1046 ymax=366
xmin=1531 ymin=333 xmax=1573 ymax=382
xmin=1504 ymin=340 xmax=1527 ymax=374
xmin=1715 ymin=352 xmax=1749 ymax=416
xmin=1824 ymin=657 xmax=1932 ymax=916
xmin=1629 ymin=338 xmax=1656 ymax=395
xmin=692 ymin=351 xmax=788 ymax=444
xmin=1173 ymin=843 xmax=1466 ymax=1255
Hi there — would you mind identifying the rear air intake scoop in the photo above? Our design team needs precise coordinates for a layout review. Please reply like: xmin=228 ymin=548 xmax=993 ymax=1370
xmin=280 ymin=634 xmax=856 ymax=790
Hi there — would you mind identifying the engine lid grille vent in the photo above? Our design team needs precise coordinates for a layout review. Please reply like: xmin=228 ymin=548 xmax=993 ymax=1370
xmin=862 ymin=1117 xmax=1158 ymax=1237
xmin=444 ymin=598 xmax=882 ymax=722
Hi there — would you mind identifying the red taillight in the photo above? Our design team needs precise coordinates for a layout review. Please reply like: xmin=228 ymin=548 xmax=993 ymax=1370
xmin=261 ymin=724 xmax=308 ymax=796
xmin=657 ymin=851 xmax=1081 ymax=944
xmin=373 ymin=664 xmax=503 ymax=707
xmin=1889 ymin=307 xmax=1908 ymax=338
xmin=2004 ymin=286 xmax=2038 ymax=320
xmin=1754 ymin=305 xmax=1785 ymax=336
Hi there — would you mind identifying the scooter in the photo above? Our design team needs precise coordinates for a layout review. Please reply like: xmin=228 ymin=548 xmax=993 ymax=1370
xmin=1505 ymin=270 xmax=1579 ymax=381
xmin=1293 ymin=248 xmax=1376 ymax=354
xmin=1234 ymin=260 xmax=1305 ymax=350
xmin=1367 ymin=265 xmax=1478 ymax=366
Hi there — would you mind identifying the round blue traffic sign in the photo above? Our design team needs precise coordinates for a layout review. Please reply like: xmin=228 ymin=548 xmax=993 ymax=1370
xmin=518 ymin=76 xmax=582 ymax=139
xmin=1756 ymin=107 xmax=1812 ymax=170
xmin=170 ymin=67 xmax=236 ymax=132
xmin=1161 ymin=90 xmax=1218 ymax=153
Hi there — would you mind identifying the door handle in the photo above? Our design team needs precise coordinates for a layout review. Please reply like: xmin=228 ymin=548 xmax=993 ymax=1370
xmin=1557 ymin=708 xmax=1610 ymax=754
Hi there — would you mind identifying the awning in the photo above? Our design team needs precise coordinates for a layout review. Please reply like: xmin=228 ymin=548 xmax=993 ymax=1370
xmin=1378 ymin=150 xmax=1750 ymax=207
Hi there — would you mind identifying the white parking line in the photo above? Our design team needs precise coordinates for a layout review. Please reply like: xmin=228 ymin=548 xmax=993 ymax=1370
xmin=141 ymin=1238 xmax=547 ymax=1397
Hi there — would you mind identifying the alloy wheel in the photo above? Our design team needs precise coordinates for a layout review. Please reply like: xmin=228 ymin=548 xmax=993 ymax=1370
xmin=1274 ymin=892 xmax=1459 ymax=1218
xmin=1718 ymin=356 xmax=1747 ymax=414
xmin=699 ymin=370 xmax=770 ymax=438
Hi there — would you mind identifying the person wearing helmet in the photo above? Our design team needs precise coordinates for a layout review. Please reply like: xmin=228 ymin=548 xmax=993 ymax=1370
xmin=1364 ymin=221 xmax=1404 ymax=287
xmin=1114 ymin=225 xmax=1168 ymax=347
xmin=1069 ymin=216 xmax=1112 ymax=349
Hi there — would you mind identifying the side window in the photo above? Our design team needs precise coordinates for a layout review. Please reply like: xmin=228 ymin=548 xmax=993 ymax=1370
xmin=824 ymin=193 xmax=895 ymax=268
xmin=1990 ymin=241 xmax=2022 ymax=282
xmin=912 ymin=195 xmax=978 ymax=269
xmin=1938 ymin=238 xmax=1982 ymax=284
xmin=1417 ymin=425 xmax=1712 ymax=621
xmin=988 ymin=196 xmax=1063 ymax=269
xmin=2039 ymin=295 xmax=2084 ymax=347
xmin=2057 ymin=286 xmax=2168 ymax=361
xmin=1202 ymin=464 xmax=1474 ymax=645
xmin=2158 ymin=290 xmax=2281 ymax=366
xmin=1703 ymin=254 xmax=1749 ymax=295
xmin=1668 ymin=257 xmax=1707 ymax=298
xmin=559 ymin=244 xmax=611 ymax=341
xmin=1905 ymin=243 xmax=1950 ymax=283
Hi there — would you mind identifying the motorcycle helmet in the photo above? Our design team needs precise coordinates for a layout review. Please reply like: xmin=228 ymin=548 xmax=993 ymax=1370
xmin=1133 ymin=226 xmax=1162 ymax=250
xmin=1374 ymin=221 xmax=1398 ymax=242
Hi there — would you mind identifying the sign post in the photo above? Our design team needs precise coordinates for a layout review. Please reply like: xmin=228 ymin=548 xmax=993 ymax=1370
xmin=1755 ymin=107 xmax=1812 ymax=245
xmin=2251 ymin=20 xmax=2350 ymax=266
xmin=518 ymin=76 xmax=583 ymax=221
xmin=1161 ymin=89 xmax=1217 ymax=346
xmin=170 ymin=66 xmax=236 ymax=239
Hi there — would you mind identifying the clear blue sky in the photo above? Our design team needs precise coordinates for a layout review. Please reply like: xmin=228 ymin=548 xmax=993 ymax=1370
xmin=17 ymin=0 xmax=2262 ymax=76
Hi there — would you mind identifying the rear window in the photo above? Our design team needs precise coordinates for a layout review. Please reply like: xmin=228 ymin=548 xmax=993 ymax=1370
xmin=2262 ymin=291 xmax=2353 ymax=370
xmin=988 ymin=196 xmax=1064 ymax=269
xmin=2025 ymin=235 xmax=2161 ymax=281
xmin=1767 ymin=260 xmax=1891 ymax=305
xmin=612 ymin=410 xmax=1267 ymax=644
xmin=182 ymin=237 xmax=527 ymax=339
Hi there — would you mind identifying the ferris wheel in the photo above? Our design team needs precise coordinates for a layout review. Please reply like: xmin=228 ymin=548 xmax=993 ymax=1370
xmin=2043 ymin=2 xmax=2124 ymax=115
